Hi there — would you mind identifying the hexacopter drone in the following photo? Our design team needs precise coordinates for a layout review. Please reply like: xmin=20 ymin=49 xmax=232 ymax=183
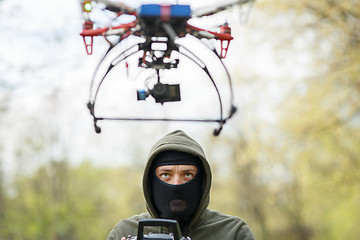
xmin=80 ymin=0 xmax=253 ymax=135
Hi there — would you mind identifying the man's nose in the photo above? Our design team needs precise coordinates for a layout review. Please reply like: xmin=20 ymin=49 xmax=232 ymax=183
xmin=170 ymin=175 xmax=184 ymax=185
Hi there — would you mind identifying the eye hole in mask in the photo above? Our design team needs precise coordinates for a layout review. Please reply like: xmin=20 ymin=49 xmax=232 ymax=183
xmin=155 ymin=165 xmax=198 ymax=185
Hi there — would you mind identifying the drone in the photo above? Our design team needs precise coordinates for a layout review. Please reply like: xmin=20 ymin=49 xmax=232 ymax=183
xmin=80 ymin=0 xmax=254 ymax=136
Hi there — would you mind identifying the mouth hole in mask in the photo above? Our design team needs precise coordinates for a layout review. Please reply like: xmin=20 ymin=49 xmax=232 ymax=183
xmin=169 ymin=199 xmax=187 ymax=213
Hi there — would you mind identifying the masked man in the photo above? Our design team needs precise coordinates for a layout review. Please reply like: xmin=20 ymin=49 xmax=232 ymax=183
xmin=106 ymin=130 xmax=255 ymax=240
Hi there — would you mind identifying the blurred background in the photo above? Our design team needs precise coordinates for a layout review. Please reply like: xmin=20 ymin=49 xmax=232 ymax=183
xmin=0 ymin=0 xmax=359 ymax=239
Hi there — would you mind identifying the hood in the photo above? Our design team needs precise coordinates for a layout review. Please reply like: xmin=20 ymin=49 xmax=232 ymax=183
xmin=142 ymin=130 xmax=212 ymax=229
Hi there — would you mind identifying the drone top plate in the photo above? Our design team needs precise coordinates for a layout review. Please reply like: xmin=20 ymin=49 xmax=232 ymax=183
xmin=138 ymin=4 xmax=191 ymax=18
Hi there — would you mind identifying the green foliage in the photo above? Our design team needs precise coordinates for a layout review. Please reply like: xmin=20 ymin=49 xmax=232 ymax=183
xmin=0 ymin=161 xmax=144 ymax=240
xmin=207 ymin=1 xmax=360 ymax=240
xmin=274 ymin=1 xmax=360 ymax=238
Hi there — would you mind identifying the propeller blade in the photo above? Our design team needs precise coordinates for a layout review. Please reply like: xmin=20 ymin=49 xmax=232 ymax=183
xmin=192 ymin=0 xmax=252 ymax=18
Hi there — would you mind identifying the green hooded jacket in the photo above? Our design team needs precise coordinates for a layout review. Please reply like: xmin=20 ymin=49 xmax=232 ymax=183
xmin=106 ymin=130 xmax=255 ymax=240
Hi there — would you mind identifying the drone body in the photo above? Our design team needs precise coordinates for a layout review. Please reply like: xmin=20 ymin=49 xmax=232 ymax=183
xmin=80 ymin=0 xmax=253 ymax=135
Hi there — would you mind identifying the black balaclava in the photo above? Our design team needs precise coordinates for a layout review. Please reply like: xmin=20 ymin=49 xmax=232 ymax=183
xmin=150 ymin=150 xmax=203 ymax=230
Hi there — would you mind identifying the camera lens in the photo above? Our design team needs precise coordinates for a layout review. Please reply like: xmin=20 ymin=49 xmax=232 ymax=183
xmin=153 ymin=83 xmax=167 ymax=96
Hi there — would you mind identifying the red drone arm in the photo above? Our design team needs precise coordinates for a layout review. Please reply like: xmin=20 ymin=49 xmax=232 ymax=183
xmin=80 ymin=21 xmax=137 ymax=37
xmin=80 ymin=21 xmax=137 ymax=55
xmin=186 ymin=23 xmax=233 ymax=58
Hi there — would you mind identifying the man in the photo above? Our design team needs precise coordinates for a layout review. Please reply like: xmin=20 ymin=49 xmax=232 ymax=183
xmin=106 ymin=130 xmax=255 ymax=240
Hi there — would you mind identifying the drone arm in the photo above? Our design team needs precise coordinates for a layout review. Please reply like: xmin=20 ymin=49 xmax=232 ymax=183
xmin=80 ymin=20 xmax=137 ymax=54
xmin=187 ymin=24 xmax=233 ymax=41
xmin=186 ymin=23 xmax=233 ymax=58
xmin=80 ymin=21 xmax=136 ymax=37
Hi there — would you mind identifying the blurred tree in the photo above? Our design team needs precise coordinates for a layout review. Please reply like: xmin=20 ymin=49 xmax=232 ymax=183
xmin=0 ymin=87 xmax=146 ymax=239
xmin=0 ymin=85 xmax=11 ymax=240
xmin=0 ymin=159 xmax=144 ymax=240
xmin=259 ymin=0 xmax=360 ymax=239
xmin=206 ymin=1 xmax=359 ymax=240
xmin=0 ymin=151 xmax=5 ymax=239
xmin=207 ymin=126 xmax=312 ymax=240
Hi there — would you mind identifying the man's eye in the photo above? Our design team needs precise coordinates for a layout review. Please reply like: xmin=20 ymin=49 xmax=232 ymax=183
xmin=185 ymin=173 xmax=194 ymax=178
xmin=160 ymin=173 xmax=170 ymax=178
